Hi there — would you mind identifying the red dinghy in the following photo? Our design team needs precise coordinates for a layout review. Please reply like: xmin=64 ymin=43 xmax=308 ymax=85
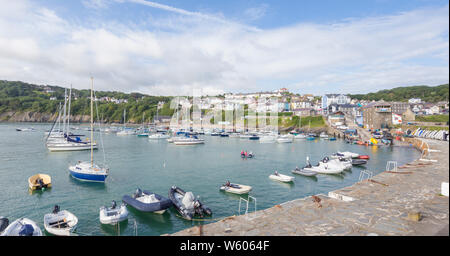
xmin=358 ymin=155 xmax=370 ymax=160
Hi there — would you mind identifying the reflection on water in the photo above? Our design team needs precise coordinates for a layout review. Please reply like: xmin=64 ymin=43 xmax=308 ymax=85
xmin=68 ymin=175 xmax=107 ymax=191
xmin=100 ymin=219 xmax=129 ymax=236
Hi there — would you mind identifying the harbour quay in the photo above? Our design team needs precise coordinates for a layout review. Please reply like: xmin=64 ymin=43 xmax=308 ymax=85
xmin=171 ymin=138 xmax=449 ymax=236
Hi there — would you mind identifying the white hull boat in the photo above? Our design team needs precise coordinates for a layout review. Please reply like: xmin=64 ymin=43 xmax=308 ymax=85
xmin=294 ymin=134 xmax=307 ymax=139
xmin=277 ymin=136 xmax=293 ymax=143
xmin=174 ymin=138 xmax=205 ymax=145
xmin=269 ymin=173 xmax=295 ymax=182
xmin=44 ymin=208 xmax=78 ymax=236
xmin=220 ymin=183 xmax=252 ymax=194
xmin=303 ymin=162 xmax=344 ymax=174
xmin=69 ymin=161 xmax=108 ymax=182
xmin=47 ymin=141 xmax=97 ymax=152
xmin=99 ymin=202 xmax=128 ymax=224
xmin=331 ymin=151 xmax=360 ymax=159
xmin=149 ymin=133 xmax=170 ymax=140
xmin=0 ymin=218 xmax=42 ymax=236
xmin=259 ymin=135 xmax=277 ymax=143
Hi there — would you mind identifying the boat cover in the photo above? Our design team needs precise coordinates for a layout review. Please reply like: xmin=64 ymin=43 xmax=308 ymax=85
xmin=18 ymin=224 xmax=34 ymax=236
xmin=122 ymin=190 xmax=172 ymax=212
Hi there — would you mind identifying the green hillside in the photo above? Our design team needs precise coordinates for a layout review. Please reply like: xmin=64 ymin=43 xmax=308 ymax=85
xmin=0 ymin=80 xmax=173 ymax=123
xmin=350 ymin=84 xmax=449 ymax=103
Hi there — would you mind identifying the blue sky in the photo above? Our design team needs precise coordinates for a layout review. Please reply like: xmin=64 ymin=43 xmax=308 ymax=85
xmin=0 ymin=0 xmax=448 ymax=95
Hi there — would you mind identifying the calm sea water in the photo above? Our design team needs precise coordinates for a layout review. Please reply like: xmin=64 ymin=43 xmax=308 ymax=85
xmin=0 ymin=123 xmax=420 ymax=236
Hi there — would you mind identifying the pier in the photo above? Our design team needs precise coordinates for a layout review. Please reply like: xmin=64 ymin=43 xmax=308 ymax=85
xmin=170 ymin=138 xmax=449 ymax=236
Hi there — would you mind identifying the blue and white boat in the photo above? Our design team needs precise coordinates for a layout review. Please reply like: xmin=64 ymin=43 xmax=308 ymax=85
xmin=69 ymin=161 xmax=108 ymax=182
xmin=68 ymin=77 xmax=109 ymax=182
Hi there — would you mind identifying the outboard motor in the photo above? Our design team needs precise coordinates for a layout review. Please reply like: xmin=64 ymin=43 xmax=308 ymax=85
xmin=52 ymin=205 xmax=60 ymax=214
xmin=111 ymin=200 xmax=117 ymax=209
xmin=37 ymin=178 xmax=45 ymax=189
xmin=0 ymin=217 xmax=9 ymax=233
xmin=133 ymin=188 xmax=142 ymax=199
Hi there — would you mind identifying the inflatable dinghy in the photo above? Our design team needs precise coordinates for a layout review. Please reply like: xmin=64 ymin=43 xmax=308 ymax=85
xmin=1 ymin=218 xmax=42 ymax=236
xmin=122 ymin=188 xmax=172 ymax=214
xmin=168 ymin=186 xmax=212 ymax=220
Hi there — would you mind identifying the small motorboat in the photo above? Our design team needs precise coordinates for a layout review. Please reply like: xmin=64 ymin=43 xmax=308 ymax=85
xmin=291 ymin=166 xmax=317 ymax=177
xmin=294 ymin=134 xmax=306 ymax=139
xmin=329 ymin=137 xmax=337 ymax=141
xmin=220 ymin=133 xmax=229 ymax=137
xmin=319 ymin=132 xmax=329 ymax=139
xmin=220 ymin=182 xmax=252 ymax=194
xmin=269 ymin=171 xmax=295 ymax=183
xmin=173 ymin=136 xmax=205 ymax=145
xmin=44 ymin=205 xmax=78 ymax=236
xmin=277 ymin=135 xmax=293 ymax=143
xmin=249 ymin=135 xmax=260 ymax=140
xmin=331 ymin=151 xmax=359 ymax=159
xmin=0 ymin=218 xmax=42 ymax=236
xmin=28 ymin=174 xmax=52 ymax=191
xmin=99 ymin=200 xmax=129 ymax=225
xmin=352 ymin=159 xmax=368 ymax=166
xmin=122 ymin=188 xmax=172 ymax=214
xmin=148 ymin=133 xmax=170 ymax=139
xmin=357 ymin=155 xmax=370 ymax=160
xmin=169 ymin=186 xmax=212 ymax=220
xmin=303 ymin=157 xmax=344 ymax=174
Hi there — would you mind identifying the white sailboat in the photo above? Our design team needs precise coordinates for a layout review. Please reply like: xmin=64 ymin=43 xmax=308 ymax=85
xmin=117 ymin=108 xmax=135 ymax=136
xmin=46 ymin=86 xmax=97 ymax=152
xmin=68 ymin=77 xmax=108 ymax=182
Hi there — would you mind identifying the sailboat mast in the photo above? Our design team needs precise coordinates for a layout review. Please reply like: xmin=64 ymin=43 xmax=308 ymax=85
xmin=90 ymin=77 xmax=94 ymax=167
xmin=63 ymin=89 xmax=67 ymax=135
xmin=58 ymin=102 xmax=62 ymax=133
xmin=67 ymin=86 xmax=72 ymax=137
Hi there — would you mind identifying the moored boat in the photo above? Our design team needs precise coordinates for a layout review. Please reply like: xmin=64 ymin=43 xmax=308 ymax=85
xmin=351 ymin=159 xmax=368 ymax=166
xmin=44 ymin=206 xmax=78 ymax=236
xmin=269 ymin=171 xmax=295 ymax=183
xmin=28 ymin=174 xmax=52 ymax=191
xmin=168 ymin=186 xmax=212 ymax=220
xmin=291 ymin=167 xmax=318 ymax=177
xmin=0 ymin=218 xmax=42 ymax=236
xmin=173 ymin=136 xmax=205 ymax=145
xmin=99 ymin=201 xmax=128 ymax=224
xmin=69 ymin=161 xmax=108 ymax=182
xmin=220 ymin=182 xmax=252 ymax=194
xmin=122 ymin=188 xmax=172 ymax=214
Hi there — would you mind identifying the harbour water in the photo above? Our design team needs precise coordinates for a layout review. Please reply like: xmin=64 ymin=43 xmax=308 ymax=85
xmin=0 ymin=123 xmax=421 ymax=236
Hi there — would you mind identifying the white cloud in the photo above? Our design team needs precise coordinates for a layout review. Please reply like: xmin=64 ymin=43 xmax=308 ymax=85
xmin=0 ymin=0 xmax=448 ymax=96
xmin=244 ymin=4 xmax=269 ymax=21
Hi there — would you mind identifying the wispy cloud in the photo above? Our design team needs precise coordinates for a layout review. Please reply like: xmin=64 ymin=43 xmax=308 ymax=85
xmin=127 ymin=0 xmax=262 ymax=32
xmin=0 ymin=0 xmax=448 ymax=96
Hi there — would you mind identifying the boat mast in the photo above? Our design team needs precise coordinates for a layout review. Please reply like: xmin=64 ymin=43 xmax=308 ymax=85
xmin=123 ymin=108 xmax=126 ymax=130
xmin=66 ymin=85 xmax=72 ymax=137
xmin=90 ymin=77 xmax=94 ymax=167
xmin=58 ymin=102 xmax=62 ymax=133
xmin=63 ymin=88 xmax=67 ymax=135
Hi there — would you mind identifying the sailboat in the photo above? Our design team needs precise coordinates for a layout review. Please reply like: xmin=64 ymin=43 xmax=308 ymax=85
xmin=68 ymin=77 xmax=108 ymax=182
xmin=117 ymin=108 xmax=135 ymax=136
xmin=137 ymin=113 xmax=149 ymax=137
xmin=46 ymin=86 xmax=97 ymax=151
